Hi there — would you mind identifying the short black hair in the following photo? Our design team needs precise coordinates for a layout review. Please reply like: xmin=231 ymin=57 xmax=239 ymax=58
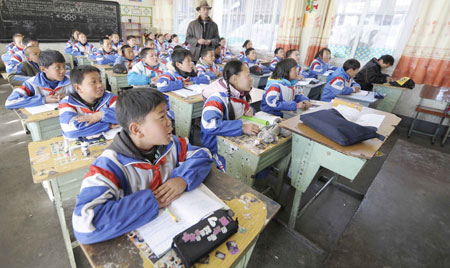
xmin=12 ymin=33 xmax=23 ymax=40
xmin=245 ymin=48 xmax=255 ymax=56
xmin=116 ymin=88 xmax=167 ymax=133
xmin=274 ymin=47 xmax=283 ymax=55
xmin=127 ymin=35 xmax=136 ymax=41
xmin=242 ymin=40 xmax=251 ymax=48
xmin=120 ymin=44 xmax=132 ymax=55
xmin=214 ymin=44 xmax=222 ymax=50
xmin=22 ymin=36 xmax=38 ymax=46
xmin=111 ymin=32 xmax=120 ymax=37
xmin=220 ymin=37 xmax=226 ymax=42
xmin=343 ymin=59 xmax=360 ymax=71
xmin=378 ymin=55 xmax=394 ymax=65
xmin=286 ymin=49 xmax=297 ymax=58
xmin=157 ymin=34 xmax=164 ymax=39
xmin=314 ymin=48 xmax=331 ymax=59
xmin=201 ymin=47 xmax=214 ymax=58
xmin=171 ymin=34 xmax=178 ymax=39
xmin=171 ymin=48 xmax=191 ymax=67
xmin=145 ymin=38 xmax=154 ymax=45
xmin=70 ymin=65 xmax=101 ymax=86
xmin=99 ymin=36 xmax=110 ymax=46
xmin=139 ymin=47 xmax=156 ymax=58
xmin=24 ymin=46 xmax=39 ymax=58
xmin=271 ymin=58 xmax=298 ymax=80
xmin=38 ymin=50 xmax=65 ymax=68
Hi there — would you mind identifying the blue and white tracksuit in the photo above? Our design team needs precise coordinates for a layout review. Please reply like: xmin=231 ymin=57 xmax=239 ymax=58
xmin=6 ymin=49 xmax=25 ymax=73
xmin=157 ymin=66 xmax=210 ymax=93
xmin=269 ymin=56 xmax=282 ymax=72
xmin=128 ymin=62 xmax=164 ymax=86
xmin=114 ymin=56 xmax=139 ymax=71
xmin=308 ymin=57 xmax=337 ymax=78
xmin=2 ymin=46 xmax=24 ymax=65
xmin=111 ymin=41 xmax=123 ymax=51
xmin=297 ymin=64 xmax=312 ymax=78
xmin=242 ymin=57 xmax=270 ymax=74
xmin=261 ymin=78 xmax=310 ymax=117
xmin=5 ymin=72 xmax=73 ymax=109
xmin=65 ymin=40 xmax=75 ymax=54
xmin=238 ymin=50 xmax=245 ymax=61
xmin=196 ymin=59 xmax=221 ymax=80
xmin=94 ymin=49 xmax=119 ymax=65
xmin=72 ymin=42 xmax=96 ymax=56
xmin=59 ymin=92 xmax=118 ymax=139
xmin=201 ymin=79 xmax=251 ymax=171
xmin=72 ymin=130 xmax=213 ymax=244
xmin=321 ymin=67 xmax=361 ymax=102
xmin=220 ymin=47 xmax=232 ymax=61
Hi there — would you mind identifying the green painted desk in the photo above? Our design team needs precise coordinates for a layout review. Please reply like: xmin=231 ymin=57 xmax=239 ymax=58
xmin=92 ymin=64 xmax=114 ymax=89
xmin=29 ymin=136 xmax=111 ymax=268
xmin=279 ymin=103 xmax=401 ymax=229
xmin=75 ymin=56 xmax=93 ymax=66
xmin=105 ymin=70 xmax=129 ymax=95
xmin=80 ymin=168 xmax=280 ymax=268
xmin=15 ymin=108 xmax=61 ymax=141
xmin=373 ymin=83 xmax=408 ymax=113
xmin=336 ymin=91 xmax=378 ymax=107
xmin=65 ymin=54 xmax=75 ymax=69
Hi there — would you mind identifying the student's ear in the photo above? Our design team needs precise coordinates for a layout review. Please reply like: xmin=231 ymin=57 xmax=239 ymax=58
xmin=73 ymin=83 xmax=82 ymax=93
xmin=175 ymin=61 xmax=182 ymax=69
xmin=39 ymin=66 xmax=46 ymax=72
xmin=128 ymin=122 xmax=143 ymax=137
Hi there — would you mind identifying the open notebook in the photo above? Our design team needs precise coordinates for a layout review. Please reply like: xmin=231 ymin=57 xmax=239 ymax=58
xmin=173 ymin=84 xmax=206 ymax=98
xmin=24 ymin=103 xmax=59 ymax=115
xmin=334 ymin=104 xmax=385 ymax=129
xmin=136 ymin=183 xmax=228 ymax=258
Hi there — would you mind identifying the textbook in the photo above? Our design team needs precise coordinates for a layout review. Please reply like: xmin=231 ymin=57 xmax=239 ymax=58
xmin=24 ymin=103 xmax=58 ymax=115
xmin=334 ymin=104 xmax=385 ymax=129
xmin=135 ymin=183 xmax=228 ymax=258
xmin=173 ymin=88 xmax=201 ymax=98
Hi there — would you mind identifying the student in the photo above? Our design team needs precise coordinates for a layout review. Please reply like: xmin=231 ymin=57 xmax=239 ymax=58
xmin=321 ymin=59 xmax=361 ymax=102
xmin=219 ymin=37 xmax=232 ymax=61
xmin=110 ymin=33 xmax=123 ymax=51
xmin=126 ymin=35 xmax=141 ymax=56
xmin=72 ymin=88 xmax=213 ymax=244
xmin=6 ymin=36 xmax=39 ymax=73
xmin=65 ymin=29 xmax=79 ymax=54
xmin=286 ymin=49 xmax=310 ymax=79
xmin=261 ymin=58 xmax=311 ymax=117
xmin=59 ymin=65 xmax=119 ymax=139
xmin=1 ymin=33 xmax=25 ymax=65
xmin=72 ymin=32 xmax=96 ymax=56
xmin=163 ymin=33 xmax=171 ymax=50
xmin=171 ymin=34 xmax=180 ymax=47
xmin=128 ymin=48 xmax=164 ymax=86
xmin=114 ymin=45 xmax=139 ymax=71
xmin=354 ymin=55 xmax=395 ymax=91
xmin=242 ymin=48 xmax=270 ymax=73
xmin=144 ymin=38 xmax=156 ymax=50
xmin=5 ymin=50 xmax=73 ymax=109
xmin=148 ymin=32 xmax=156 ymax=41
xmin=269 ymin=48 xmax=285 ymax=72
xmin=308 ymin=48 xmax=337 ymax=78
xmin=214 ymin=44 xmax=222 ymax=64
xmin=94 ymin=37 xmax=119 ymax=65
xmin=8 ymin=46 xmax=40 ymax=87
xmin=155 ymin=34 xmax=166 ymax=54
xmin=201 ymin=60 xmax=259 ymax=171
xmin=239 ymin=40 xmax=252 ymax=60
xmin=196 ymin=47 xmax=222 ymax=80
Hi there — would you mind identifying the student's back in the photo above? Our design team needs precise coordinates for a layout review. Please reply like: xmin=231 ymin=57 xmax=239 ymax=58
xmin=353 ymin=56 xmax=394 ymax=91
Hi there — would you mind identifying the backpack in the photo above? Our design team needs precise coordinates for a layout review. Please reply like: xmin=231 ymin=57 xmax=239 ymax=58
xmin=389 ymin=77 xmax=415 ymax=89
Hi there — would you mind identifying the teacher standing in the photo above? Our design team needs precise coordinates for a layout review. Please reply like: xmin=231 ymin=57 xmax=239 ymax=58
xmin=186 ymin=0 xmax=220 ymax=62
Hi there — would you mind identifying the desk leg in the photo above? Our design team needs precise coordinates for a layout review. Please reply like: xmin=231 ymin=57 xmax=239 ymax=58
xmin=274 ymin=153 xmax=291 ymax=200
xmin=169 ymin=97 xmax=193 ymax=138
xmin=109 ymin=77 xmax=118 ymax=95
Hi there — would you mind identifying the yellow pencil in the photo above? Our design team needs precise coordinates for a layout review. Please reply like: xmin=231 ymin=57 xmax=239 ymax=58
xmin=167 ymin=208 xmax=178 ymax=222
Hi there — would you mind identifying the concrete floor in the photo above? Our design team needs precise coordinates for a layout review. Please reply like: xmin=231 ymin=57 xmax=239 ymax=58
xmin=0 ymin=79 xmax=449 ymax=268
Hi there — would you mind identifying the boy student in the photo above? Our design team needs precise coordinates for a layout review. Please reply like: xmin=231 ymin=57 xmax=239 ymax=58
xmin=269 ymin=47 xmax=285 ymax=72
xmin=59 ymin=65 xmax=119 ymax=139
xmin=308 ymin=48 xmax=337 ymax=78
xmin=214 ymin=44 xmax=222 ymax=64
xmin=128 ymin=48 xmax=164 ymax=86
xmin=242 ymin=48 xmax=270 ymax=73
xmin=5 ymin=50 xmax=73 ymax=109
xmin=321 ymin=59 xmax=361 ymax=102
xmin=111 ymin=32 xmax=123 ymax=51
xmin=239 ymin=40 xmax=252 ymax=60
xmin=114 ymin=45 xmax=139 ymax=71
xmin=196 ymin=47 xmax=222 ymax=80
xmin=6 ymin=36 xmax=39 ymax=73
xmin=94 ymin=37 xmax=118 ymax=65
xmin=72 ymin=32 xmax=96 ymax=56
xmin=72 ymin=88 xmax=213 ymax=244
xmin=286 ymin=49 xmax=310 ymax=80
xmin=126 ymin=35 xmax=141 ymax=56
xmin=8 ymin=46 xmax=41 ymax=87
xmin=354 ymin=55 xmax=395 ymax=91
xmin=2 ymin=33 xmax=24 ymax=64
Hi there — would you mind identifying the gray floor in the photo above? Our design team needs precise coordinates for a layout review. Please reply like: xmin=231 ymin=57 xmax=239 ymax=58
xmin=0 ymin=79 xmax=449 ymax=268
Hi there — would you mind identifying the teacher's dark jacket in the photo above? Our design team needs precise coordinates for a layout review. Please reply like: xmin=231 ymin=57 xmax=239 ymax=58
xmin=354 ymin=58 xmax=389 ymax=91
xmin=186 ymin=16 xmax=220 ymax=61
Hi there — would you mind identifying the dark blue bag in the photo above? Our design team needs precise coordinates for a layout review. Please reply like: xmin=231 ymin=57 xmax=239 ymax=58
xmin=300 ymin=109 xmax=385 ymax=146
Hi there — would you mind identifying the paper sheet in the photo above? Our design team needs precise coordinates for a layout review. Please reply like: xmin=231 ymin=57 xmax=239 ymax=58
xmin=352 ymin=90 xmax=370 ymax=96
xmin=102 ymin=127 xmax=122 ymax=140
xmin=24 ymin=103 xmax=59 ymax=115
xmin=334 ymin=104 xmax=385 ymax=128
xmin=186 ymin=84 xmax=206 ymax=93
xmin=173 ymin=88 xmax=201 ymax=98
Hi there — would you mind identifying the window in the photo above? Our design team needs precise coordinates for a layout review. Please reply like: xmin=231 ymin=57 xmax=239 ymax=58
xmin=328 ymin=0 xmax=414 ymax=64
xmin=173 ymin=0 xmax=196 ymax=42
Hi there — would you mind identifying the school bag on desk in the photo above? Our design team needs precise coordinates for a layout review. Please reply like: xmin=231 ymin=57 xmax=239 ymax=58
xmin=389 ymin=77 xmax=415 ymax=89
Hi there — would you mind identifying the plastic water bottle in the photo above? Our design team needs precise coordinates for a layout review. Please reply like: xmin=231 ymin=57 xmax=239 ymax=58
xmin=81 ymin=141 xmax=90 ymax=157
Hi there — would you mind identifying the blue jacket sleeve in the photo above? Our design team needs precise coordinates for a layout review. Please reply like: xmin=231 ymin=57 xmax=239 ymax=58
xmin=5 ymin=86 xmax=45 ymax=109
xmin=294 ymin=93 xmax=310 ymax=103
xmin=264 ymin=86 xmax=297 ymax=112
xmin=128 ymin=71 xmax=150 ymax=86
xmin=191 ymin=74 xmax=210 ymax=85
xmin=201 ymin=97 xmax=244 ymax=136
xmin=157 ymin=74 xmax=184 ymax=92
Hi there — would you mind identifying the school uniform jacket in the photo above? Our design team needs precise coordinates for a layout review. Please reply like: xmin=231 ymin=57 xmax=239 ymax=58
xmin=65 ymin=39 xmax=75 ymax=54
xmin=269 ymin=56 xmax=282 ymax=72
xmin=5 ymin=72 xmax=73 ymax=109
xmin=238 ymin=50 xmax=245 ymax=61
xmin=297 ymin=64 xmax=311 ymax=78
xmin=72 ymin=130 xmax=213 ymax=244
xmin=6 ymin=50 xmax=26 ymax=73
xmin=1 ymin=46 xmax=24 ymax=65
xmin=220 ymin=47 xmax=232 ymax=60
xmin=59 ymin=92 xmax=118 ymax=139
xmin=114 ymin=56 xmax=139 ymax=71
xmin=72 ymin=41 xmax=96 ymax=56
xmin=196 ymin=59 xmax=221 ymax=80
xmin=321 ymin=67 xmax=361 ymax=102
xmin=308 ymin=57 xmax=337 ymax=78
xmin=94 ymin=49 xmax=119 ymax=65
xmin=261 ymin=78 xmax=310 ymax=117
xmin=128 ymin=62 xmax=164 ymax=86
xmin=157 ymin=65 xmax=210 ymax=93
xmin=241 ymin=57 xmax=270 ymax=73
xmin=7 ymin=60 xmax=40 ymax=87
xmin=111 ymin=41 xmax=123 ymax=51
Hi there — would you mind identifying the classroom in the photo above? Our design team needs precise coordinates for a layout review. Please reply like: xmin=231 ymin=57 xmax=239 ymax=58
xmin=0 ymin=0 xmax=449 ymax=267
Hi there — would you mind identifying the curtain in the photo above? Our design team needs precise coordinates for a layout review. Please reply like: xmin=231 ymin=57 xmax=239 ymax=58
xmin=152 ymin=0 xmax=174 ymax=33
xmin=392 ymin=0 xmax=450 ymax=87
xmin=275 ymin=0 xmax=307 ymax=51
xmin=303 ymin=0 xmax=336 ymax=66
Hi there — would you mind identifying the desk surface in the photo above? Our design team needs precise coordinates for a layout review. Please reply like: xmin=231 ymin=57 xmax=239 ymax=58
xmin=80 ymin=168 xmax=280 ymax=268
xmin=336 ymin=91 xmax=377 ymax=104
xmin=16 ymin=108 xmax=59 ymax=123
xmin=105 ymin=70 xmax=128 ymax=77
xmin=92 ymin=64 xmax=114 ymax=70
xmin=373 ymin=83 xmax=408 ymax=90
xmin=165 ymin=87 xmax=265 ymax=105
xmin=279 ymin=103 xmax=401 ymax=159
xmin=28 ymin=136 xmax=111 ymax=183
xmin=420 ymin=84 xmax=450 ymax=102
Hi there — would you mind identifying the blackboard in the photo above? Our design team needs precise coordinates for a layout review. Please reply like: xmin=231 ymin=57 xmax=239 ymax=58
xmin=0 ymin=0 xmax=121 ymax=42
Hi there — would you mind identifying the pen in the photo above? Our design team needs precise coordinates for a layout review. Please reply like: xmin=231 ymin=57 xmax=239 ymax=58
xmin=167 ymin=208 xmax=178 ymax=222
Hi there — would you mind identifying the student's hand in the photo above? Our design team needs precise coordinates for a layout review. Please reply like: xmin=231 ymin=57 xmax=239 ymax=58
xmin=45 ymin=95 xmax=60 ymax=103
xmin=77 ymin=111 xmax=103 ymax=125
xmin=55 ymin=92 xmax=66 ymax=101
xmin=297 ymin=101 xmax=310 ymax=110
xmin=303 ymin=101 xmax=312 ymax=109
xmin=151 ymin=75 xmax=159 ymax=85
xmin=204 ymin=40 xmax=212 ymax=46
xmin=157 ymin=197 xmax=175 ymax=208
xmin=198 ymin=38 xmax=206 ymax=45
xmin=110 ymin=123 xmax=120 ymax=129
xmin=154 ymin=177 xmax=187 ymax=204
xmin=243 ymin=123 xmax=260 ymax=136
xmin=215 ymin=70 xmax=222 ymax=77
xmin=353 ymin=87 xmax=361 ymax=93
xmin=244 ymin=108 xmax=254 ymax=117
xmin=386 ymin=77 xmax=394 ymax=82
xmin=183 ymin=81 xmax=193 ymax=87
xmin=298 ymin=74 xmax=304 ymax=81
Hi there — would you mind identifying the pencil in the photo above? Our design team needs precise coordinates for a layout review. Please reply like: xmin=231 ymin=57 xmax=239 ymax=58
xmin=167 ymin=208 xmax=178 ymax=222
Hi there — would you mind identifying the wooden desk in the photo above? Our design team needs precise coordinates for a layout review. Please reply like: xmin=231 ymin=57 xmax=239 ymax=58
xmin=372 ymin=83 xmax=408 ymax=113
xmin=279 ymin=103 xmax=401 ymax=229
xmin=28 ymin=136 xmax=111 ymax=268
xmin=336 ymin=91 xmax=378 ymax=107
xmin=15 ymin=108 xmax=61 ymax=141
xmin=105 ymin=70 xmax=129 ymax=95
xmin=80 ymin=168 xmax=281 ymax=268
xmin=92 ymin=64 xmax=114 ymax=89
